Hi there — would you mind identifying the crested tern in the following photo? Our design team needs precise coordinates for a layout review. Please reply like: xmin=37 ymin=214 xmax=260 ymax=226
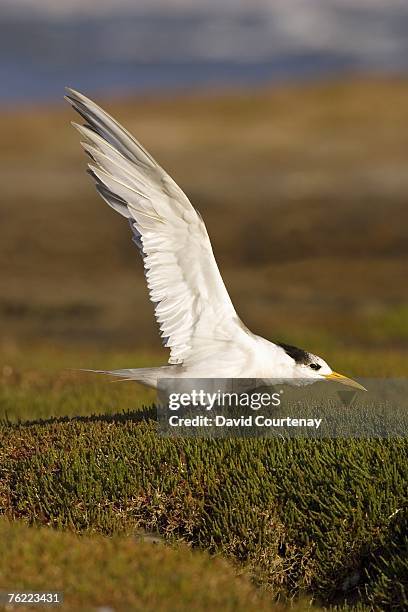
xmin=65 ymin=88 xmax=365 ymax=392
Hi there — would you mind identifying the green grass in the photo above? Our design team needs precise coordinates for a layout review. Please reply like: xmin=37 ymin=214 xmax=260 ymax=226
xmin=0 ymin=520 xmax=297 ymax=612
xmin=1 ymin=342 xmax=406 ymax=425
xmin=1 ymin=346 xmax=407 ymax=610
xmin=0 ymin=344 xmax=157 ymax=422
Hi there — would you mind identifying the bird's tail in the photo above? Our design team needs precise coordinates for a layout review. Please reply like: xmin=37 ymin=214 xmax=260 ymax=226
xmin=81 ymin=366 xmax=178 ymax=389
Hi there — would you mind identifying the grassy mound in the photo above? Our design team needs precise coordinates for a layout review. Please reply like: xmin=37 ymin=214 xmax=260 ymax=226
xmin=1 ymin=413 xmax=406 ymax=610
xmin=0 ymin=520 xmax=293 ymax=612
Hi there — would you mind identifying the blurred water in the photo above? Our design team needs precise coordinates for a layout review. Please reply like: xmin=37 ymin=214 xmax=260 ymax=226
xmin=1 ymin=2 xmax=408 ymax=104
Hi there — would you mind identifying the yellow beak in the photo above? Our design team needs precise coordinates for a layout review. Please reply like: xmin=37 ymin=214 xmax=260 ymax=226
xmin=324 ymin=371 xmax=367 ymax=391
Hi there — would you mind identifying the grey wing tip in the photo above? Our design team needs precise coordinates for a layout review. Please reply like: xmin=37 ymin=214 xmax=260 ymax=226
xmin=64 ymin=88 xmax=94 ymax=113
xmin=64 ymin=90 xmax=79 ymax=106
xmin=65 ymin=86 xmax=85 ymax=101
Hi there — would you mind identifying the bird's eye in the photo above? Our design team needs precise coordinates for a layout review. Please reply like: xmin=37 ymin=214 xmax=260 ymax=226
xmin=310 ymin=363 xmax=321 ymax=371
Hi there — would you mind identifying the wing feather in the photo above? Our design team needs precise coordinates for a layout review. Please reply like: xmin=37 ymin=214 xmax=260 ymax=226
xmin=66 ymin=88 xmax=244 ymax=365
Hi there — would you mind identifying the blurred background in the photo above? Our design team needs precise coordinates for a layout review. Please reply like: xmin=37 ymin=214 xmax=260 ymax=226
xmin=1 ymin=0 xmax=408 ymax=372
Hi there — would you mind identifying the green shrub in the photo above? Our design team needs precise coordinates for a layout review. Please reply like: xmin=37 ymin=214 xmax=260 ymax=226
xmin=1 ymin=413 xmax=406 ymax=609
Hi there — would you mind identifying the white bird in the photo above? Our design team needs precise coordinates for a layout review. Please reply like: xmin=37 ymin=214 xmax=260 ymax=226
xmin=65 ymin=88 xmax=365 ymax=392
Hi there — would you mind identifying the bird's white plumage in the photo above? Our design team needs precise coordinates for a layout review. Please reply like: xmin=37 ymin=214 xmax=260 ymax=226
xmin=66 ymin=88 xmax=366 ymax=392
xmin=66 ymin=88 xmax=249 ymax=369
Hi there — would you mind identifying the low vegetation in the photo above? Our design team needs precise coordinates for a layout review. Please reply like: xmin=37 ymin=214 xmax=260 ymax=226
xmin=0 ymin=519 xmax=296 ymax=612
xmin=0 ymin=347 xmax=407 ymax=610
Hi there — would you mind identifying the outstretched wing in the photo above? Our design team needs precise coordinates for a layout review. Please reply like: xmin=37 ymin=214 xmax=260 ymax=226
xmin=65 ymin=88 xmax=245 ymax=365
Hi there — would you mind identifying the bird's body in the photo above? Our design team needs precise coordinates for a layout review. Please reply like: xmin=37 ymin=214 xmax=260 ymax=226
xmin=66 ymin=89 xmax=364 ymax=392
xmin=103 ymin=336 xmax=308 ymax=389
